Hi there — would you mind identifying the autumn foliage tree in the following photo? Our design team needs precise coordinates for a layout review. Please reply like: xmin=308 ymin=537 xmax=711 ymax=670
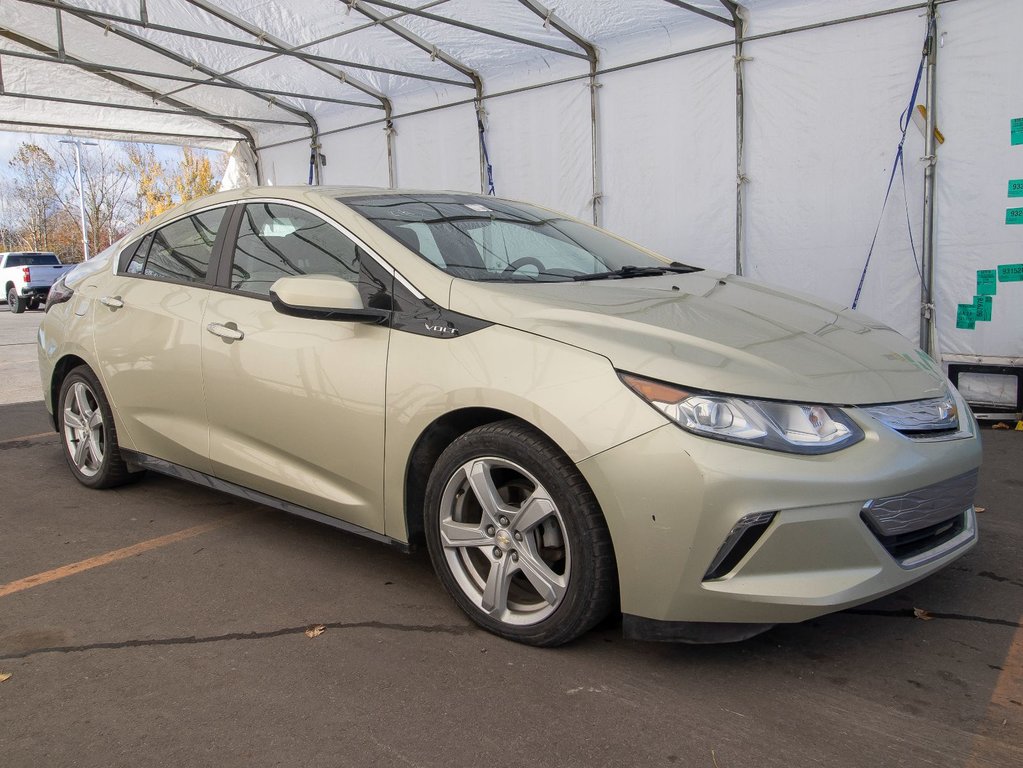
xmin=1 ymin=138 xmax=224 ymax=262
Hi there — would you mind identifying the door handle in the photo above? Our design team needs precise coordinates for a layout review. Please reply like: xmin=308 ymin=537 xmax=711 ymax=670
xmin=100 ymin=296 xmax=124 ymax=309
xmin=206 ymin=322 xmax=245 ymax=341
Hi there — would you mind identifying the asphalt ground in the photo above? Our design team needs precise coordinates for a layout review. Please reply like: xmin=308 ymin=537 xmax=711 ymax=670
xmin=0 ymin=313 xmax=1021 ymax=767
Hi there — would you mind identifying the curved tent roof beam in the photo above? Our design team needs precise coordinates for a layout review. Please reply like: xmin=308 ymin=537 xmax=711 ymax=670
xmin=16 ymin=0 xmax=467 ymax=90
xmin=515 ymin=0 xmax=603 ymax=224
xmin=0 ymin=46 xmax=392 ymax=108
xmin=348 ymin=1 xmax=492 ymax=193
xmin=0 ymin=27 xmax=258 ymax=152
xmin=20 ymin=0 xmax=325 ymax=180
xmin=357 ymin=0 xmax=589 ymax=60
xmin=661 ymin=0 xmax=736 ymax=27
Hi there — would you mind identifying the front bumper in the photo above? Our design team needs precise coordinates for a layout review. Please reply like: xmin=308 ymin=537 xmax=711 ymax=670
xmin=576 ymin=409 xmax=981 ymax=629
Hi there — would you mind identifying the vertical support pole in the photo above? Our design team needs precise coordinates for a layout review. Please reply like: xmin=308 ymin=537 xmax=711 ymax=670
xmin=55 ymin=8 xmax=65 ymax=59
xmin=589 ymin=60 xmax=602 ymax=226
xmin=139 ymin=0 xmax=149 ymax=25
xmin=309 ymin=136 xmax=322 ymax=185
xmin=475 ymin=94 xmax=487 ymax=194
xmin=919 ymin=1 xmax=938 ymax=355
xmin=732 ymin=6 xmax=749 ymax=276
xmin=384 ymin=106 xmax=397 ymax=189
xmin=70 ymin=141 xmax=89 ymax=261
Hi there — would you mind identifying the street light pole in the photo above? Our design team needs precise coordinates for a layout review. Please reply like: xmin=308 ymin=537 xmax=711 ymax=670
xmin=59 ymin=137 xmax=98 ymax=261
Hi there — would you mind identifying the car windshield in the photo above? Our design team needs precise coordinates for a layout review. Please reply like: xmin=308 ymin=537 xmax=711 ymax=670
xmin=343 ymin=193 xmax=697 ymax=282
xmin=5 ymin=253 xmax=60 ymax=267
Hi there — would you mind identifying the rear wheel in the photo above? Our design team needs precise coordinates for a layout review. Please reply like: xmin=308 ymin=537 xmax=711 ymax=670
xmin=424 ymin=420 xmax=616 ymax=646
xmin=28 ymin=298 xmax=41 ymax=311
xmin=58 ymin=366 xmax=141 ymax=488
xmin=7 ymin=287 xmax=26 ymax=313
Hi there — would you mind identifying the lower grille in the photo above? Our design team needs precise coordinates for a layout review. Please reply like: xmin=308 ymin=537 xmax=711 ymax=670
xmin=861 ymin=470 xmax=978 ymax=567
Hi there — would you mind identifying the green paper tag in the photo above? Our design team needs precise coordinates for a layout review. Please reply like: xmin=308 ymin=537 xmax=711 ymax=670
xmin=1011 ymin=180 xmax=1023 ymax=198
xmin=1007 ymin=207 xmax=1023 ymax=224
xmin=999 ymin=263 xmax=1023 ymax=282
xmin=977 ymin=270 xmax=997 ymax=295
xmin=973 ymin=295 xmax=993 ymax=322
xmin=1014 ymin=117 xmax=1023 ymax=146
xmin=956 ymin=304 xmax=976 ymax=330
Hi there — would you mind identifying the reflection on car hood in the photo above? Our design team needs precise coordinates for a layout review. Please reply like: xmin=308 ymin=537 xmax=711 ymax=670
xmin=448 ymin=270 xmax=946 ymax=405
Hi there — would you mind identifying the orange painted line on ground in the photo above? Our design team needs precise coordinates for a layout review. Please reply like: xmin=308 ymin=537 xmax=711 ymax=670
xmin=965 ymin=616 xmax=1023 ymax=766
xmin=0 ymin=515 xmax=242 ymax=599
xmin=0 ymin=431 xmax=56 ymax=444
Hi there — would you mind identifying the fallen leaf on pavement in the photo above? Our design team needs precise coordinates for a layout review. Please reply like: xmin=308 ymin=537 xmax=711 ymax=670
xmin=304 ymin=624 xmax=326 ymax=638
xmin=0 ymin=672 xmax=11 ymax=683
xmin=975 ymin=506 xmax=986 ymax=513
xmin=913 ymin=608 xmax=934 ymax=621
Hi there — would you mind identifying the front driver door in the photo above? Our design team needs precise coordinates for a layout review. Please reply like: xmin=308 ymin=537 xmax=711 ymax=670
xmin=200 ymin=200 xmax=391 ymax=532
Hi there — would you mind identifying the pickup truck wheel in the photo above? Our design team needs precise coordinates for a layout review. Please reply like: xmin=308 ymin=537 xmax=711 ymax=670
xmin=58 ymin=366 xmax=140 ymax=488
xmin=7 ymin=287 xmax=26 ymax=314
xmin=28 ymin=298 xmax=40 ymax=311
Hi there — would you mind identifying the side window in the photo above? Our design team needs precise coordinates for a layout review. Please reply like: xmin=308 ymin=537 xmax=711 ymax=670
xmin=230 ymin=203 xmax=362 ymax=295
xmin=122 ymin=234 xmax=153 ymax=275
xmin=142 ymin=208 xmax=226 ymax=283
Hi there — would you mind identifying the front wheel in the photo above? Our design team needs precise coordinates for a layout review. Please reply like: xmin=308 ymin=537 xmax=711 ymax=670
xmin=7 ymin=287 xmax=26 ymax=313
xmin=58 ymin=366 xmax=142 ymax=488
xmin=424 ymin=420 xmax=616 ymax=646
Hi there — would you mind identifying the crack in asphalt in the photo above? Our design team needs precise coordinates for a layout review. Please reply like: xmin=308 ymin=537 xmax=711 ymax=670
xmin=845 ymin=608 xmax=1022 ymax=628
xmin=0 ymin=620 xmax=478 ymax=660
xmin=0 ymin=438 xmax=58 ymax=451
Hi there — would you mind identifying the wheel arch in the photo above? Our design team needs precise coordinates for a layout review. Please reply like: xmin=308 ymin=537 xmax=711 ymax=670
xmin=49 ymin=354 xmax=91 ymax=430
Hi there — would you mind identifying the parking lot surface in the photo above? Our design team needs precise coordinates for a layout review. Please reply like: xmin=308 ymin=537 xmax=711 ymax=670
xmin=0 ymin=349 xmax=1020 ymax=766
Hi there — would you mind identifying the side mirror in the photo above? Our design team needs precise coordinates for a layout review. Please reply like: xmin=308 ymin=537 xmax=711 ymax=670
xmin=269 ymin=275 xmax=388 ymax=323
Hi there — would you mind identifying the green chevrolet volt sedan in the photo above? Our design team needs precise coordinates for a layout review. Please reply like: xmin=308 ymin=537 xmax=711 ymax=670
xmin=38 ymin=187 xmax=981 ymax=646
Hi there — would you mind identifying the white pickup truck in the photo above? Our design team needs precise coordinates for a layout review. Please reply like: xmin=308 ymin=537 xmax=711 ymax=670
xmin=2 ymin=251 xmax=75 ymax=313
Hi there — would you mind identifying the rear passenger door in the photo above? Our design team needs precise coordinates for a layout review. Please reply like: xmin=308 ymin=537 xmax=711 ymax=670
xmin=93 ymin=205 xmax=229 ymax=473
xmin=201 ymin=200 xmax=391 ymax=532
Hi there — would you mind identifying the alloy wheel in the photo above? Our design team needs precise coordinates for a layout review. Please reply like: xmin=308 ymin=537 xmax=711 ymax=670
xmin=438 ymin=456 xmax=570 ymax=626
xmin=62 ymin=380 xmax=106 ymax=478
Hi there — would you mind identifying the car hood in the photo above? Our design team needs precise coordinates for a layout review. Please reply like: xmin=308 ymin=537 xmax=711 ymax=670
xmin=448 ymin=270 xmax=946 ymax=405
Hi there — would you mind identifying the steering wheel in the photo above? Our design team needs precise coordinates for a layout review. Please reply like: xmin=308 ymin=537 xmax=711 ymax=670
xmin=502 ymin=257 xmax=546 ymax=276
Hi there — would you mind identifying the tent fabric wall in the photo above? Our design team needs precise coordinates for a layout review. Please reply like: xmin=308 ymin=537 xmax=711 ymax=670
xmin=599 ymin=48 xmax=736 ymax=273
xmin=743 ymin=9 xmax=929 ymax=343
xmin=3 ymin=0 xmax=1019 ymax=366
xmin=934 ymin=0 xmax=1023 ymax=360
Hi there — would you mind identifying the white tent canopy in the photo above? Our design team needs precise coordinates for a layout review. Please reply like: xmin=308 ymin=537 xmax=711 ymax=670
xmin=1 ymin=0 xmax=1020 ymax=376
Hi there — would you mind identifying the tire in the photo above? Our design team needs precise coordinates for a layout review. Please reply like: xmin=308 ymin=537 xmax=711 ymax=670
xmin=8 ymin=287 xmax=26 ymax=314
xmin=424 ymin=420 xmax=616 ymax=646
xmin=28 ymin=298 xmax=40 ymax=311
xmin=57 ymin=365 xmax=141 ymax=489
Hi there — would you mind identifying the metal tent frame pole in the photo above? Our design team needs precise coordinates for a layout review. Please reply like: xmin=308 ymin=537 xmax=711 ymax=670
xmin=0 ymin=28 xmax=258 ymax=151
xmin=919 ymin=0 xmax=939 ymax=355
xmin=517 ymin=0 xmax=602 ymax=225
xmin=720 ymin=1 xmax=749 ymax=276
xmin=350 ymin=1 xmax=485 ymax=193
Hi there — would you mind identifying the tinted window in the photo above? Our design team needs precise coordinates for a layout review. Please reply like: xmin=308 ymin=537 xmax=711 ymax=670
xmin=123 ymin=235 xmax=152 ymax=275
xmin=5 ymin=253 xmax=60 ymax=267
xmin=230 ymin=203 xmax=362 ymax=295
xmin=344 ymin=194 xmax=680 ymax=282
xmin=142 ymin=208 xmax=226 ymax=283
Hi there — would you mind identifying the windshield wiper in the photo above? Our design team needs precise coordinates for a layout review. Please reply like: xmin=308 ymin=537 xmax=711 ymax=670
xmin=572 ymin=262 xmax=702 ymax=281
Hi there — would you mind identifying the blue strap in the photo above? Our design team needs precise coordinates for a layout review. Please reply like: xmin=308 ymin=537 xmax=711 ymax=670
xmin=477 ymin=118 xmax=496 ymax=195
xmin=851 ymin=20 xmax=932 ymax=310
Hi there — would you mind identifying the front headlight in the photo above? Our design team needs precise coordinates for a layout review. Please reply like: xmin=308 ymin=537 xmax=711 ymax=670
xmin=620 ymin=372 xmax=864 ymax=454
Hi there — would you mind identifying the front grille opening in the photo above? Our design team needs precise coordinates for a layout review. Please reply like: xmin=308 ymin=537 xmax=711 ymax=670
xmin=900 ymin=427 xmax=960 ymax=440
xmin=703 ymin=511 xmax=775 ymax=581
xmin=861 ymin=511 xmax=966 ymax=563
